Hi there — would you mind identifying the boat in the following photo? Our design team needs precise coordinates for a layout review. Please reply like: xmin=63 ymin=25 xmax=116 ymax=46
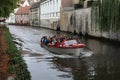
xmin=40 ymin=36 xmax=86 ymax=56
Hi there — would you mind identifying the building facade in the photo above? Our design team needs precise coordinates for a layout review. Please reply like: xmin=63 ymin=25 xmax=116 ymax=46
xmin=40 ymin=0 xmax=61 ymax=30
xmin=15 ymin=6 xmax=31 ymax=25
xmin=5 ymin=13 xmax=15 ymax=24
xmin=30 ymin=2 xmax=40 ymax=26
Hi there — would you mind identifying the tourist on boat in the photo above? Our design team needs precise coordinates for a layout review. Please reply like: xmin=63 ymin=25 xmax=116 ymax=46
xmin=42 ymin=36 xmax=47 ymax=44
xmin=60 ymin=38 xmax=66 ymax=47
xmin=51 ymin=38 xmax=57 ymax=46
xmin=41 ymin=35 xmax=83 ymax=48
xmin=41 ymin=36 xmax=50 ymax=45
xmin=46 ymin=36 xmax=51 ymax=45
xmin=76 ymin=37 xmax=81 ymax=43
xmin=55 ymin=40 xmax=61 ymax=47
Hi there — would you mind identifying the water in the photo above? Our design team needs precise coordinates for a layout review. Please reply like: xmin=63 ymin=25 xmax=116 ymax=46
xmin=8 ymin=25 xmax=120 ymax=80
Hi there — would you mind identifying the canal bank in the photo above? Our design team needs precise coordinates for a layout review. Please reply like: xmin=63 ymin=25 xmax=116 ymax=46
xmin=0 ymin=25 xmax=31 ymax=80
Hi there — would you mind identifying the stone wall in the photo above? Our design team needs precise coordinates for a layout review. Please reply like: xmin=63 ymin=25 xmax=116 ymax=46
xmin=60 ymin=8 xmax=73 ymax=32
xmin=102 ymin=32 xmax=120 ymax=41
xmin=60 ymin=8 xmax=92 ymax=34
xmin=60 ymin=7 xmax=120 ymax=41
xmin=40 ymin=18 xmax=59 ymax=30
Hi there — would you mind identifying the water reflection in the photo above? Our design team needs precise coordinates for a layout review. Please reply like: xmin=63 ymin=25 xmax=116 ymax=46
xmin=7 ymin=25 xmax=120 ymax=80
xmin=85 ymin=39 xmax=120 ymax=80
xmin=52 ymin=57 xmax=88 ymax=80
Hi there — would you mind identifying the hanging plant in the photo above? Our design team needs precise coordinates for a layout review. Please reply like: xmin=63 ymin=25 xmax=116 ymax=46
xmin=91 ymin=0 xmax=120 ymax=32
xmin=74 ymin=0 xmax=84 ymax=9
xmin=70 ymin=14 xmax=73 ymax=25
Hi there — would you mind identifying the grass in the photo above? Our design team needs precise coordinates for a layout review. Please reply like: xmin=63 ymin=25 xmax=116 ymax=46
xmin=3 ymin=26 xmax=31 ymax=80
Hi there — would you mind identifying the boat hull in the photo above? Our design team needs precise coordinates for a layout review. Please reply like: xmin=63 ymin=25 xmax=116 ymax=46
xmin=41 ymin=44 xmax=83 ymax=56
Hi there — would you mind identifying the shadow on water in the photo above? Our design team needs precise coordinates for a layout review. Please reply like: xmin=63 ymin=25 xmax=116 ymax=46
xmin=81 ymin=38 xmax=120 ymax=80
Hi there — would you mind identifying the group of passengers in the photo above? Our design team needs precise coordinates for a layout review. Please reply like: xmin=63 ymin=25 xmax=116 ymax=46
xmin=41 ymin=35 xmax=81 ymax=47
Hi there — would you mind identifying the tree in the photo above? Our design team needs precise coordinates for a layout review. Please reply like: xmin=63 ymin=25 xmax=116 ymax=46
xmin=0 ymin=0 xmax=20 ymax=17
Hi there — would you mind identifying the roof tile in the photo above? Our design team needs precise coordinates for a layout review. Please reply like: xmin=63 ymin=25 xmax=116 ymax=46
xmin=16 ymin=6 xmax=31 ymax=15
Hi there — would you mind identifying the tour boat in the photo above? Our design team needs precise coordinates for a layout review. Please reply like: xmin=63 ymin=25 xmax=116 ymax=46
xmin=40 ymin=36 xmax=86 ymax=56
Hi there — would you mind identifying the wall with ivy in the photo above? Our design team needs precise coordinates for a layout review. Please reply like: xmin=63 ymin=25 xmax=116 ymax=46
xmin=91 ymin=0 xmax=120 ymax=32
xmin=60 ymin=5 xmax=120 ymax=41
xmin=91 ymin=0 xmax=120 ymax=41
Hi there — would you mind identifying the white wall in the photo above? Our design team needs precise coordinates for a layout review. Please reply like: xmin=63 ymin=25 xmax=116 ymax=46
xmin=6 ymin=13 xmax=15 ymax=23
xmin=40 ymin=0 xmax=61 ymax=19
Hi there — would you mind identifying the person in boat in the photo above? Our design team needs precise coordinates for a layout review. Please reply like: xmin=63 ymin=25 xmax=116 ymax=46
xmin=42 ymin=35 xmax=83 ymax=47
xmin=41 ymin=36 xmax=51 ymax=45
xmin=46 ymin=36 xmax=51 ymax=45
xmin=60 ymin=37 xmax=67 ymax=47
xmin=55 ymin=39 xmax=61 ymax=47
xmin=76 ymin=37 xmax=81 ymax=43
xmin=51 ymin=38 xmax=57 ymax=46
xmin=41 ymin=36 xmax=47 ymax=44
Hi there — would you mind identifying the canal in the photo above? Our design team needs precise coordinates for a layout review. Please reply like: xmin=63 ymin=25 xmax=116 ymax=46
xmin=8 ymin=25 xmax=120 ymax=80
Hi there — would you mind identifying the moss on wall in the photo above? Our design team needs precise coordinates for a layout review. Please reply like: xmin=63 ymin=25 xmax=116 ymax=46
xmin=91 ymin=0 xmax=120 ymax=32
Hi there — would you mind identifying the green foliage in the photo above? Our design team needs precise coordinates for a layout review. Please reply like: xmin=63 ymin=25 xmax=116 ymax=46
xmin=74 ymin=4 xmax=83 ymax=9
xmin=79 ymin=0 xmax=85 ymax=4
xmin=0 ymin=0 xmax=20 ymax=17
xmin=3 ymin=26 xmax=31 ymax=80
xmin=73 ymin=0 xmax=84 ymax=9
xmin=87 ymin=1 xmax=94 ymax=7
xmin=70 ymin=14 xmax=73 ymax=25
xmin=91 ymin=0 xmax=120 ymax=32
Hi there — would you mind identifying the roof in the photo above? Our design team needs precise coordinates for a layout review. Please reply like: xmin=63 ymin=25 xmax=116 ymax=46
xmin=30 ymin=2 xmax=40 ymax=9
xmin=16 ymin=6 xmax=31 ymax=15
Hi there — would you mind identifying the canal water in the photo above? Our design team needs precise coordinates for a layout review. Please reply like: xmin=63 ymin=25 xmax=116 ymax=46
xmin=8 ymin=25 xmax=120 ymax=80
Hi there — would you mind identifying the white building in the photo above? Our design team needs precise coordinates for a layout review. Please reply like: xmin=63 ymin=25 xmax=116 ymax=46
xmin=6 ymin=0 xmax=30 ymax=24
xmin=40 ymin=0 xmax=61 ymax=29
xmin=30 ymin=2 xmax=40 ymax=26
xmin=41 ymin=0 xmax=61 ymax=19
xmin=5 ymin=10 xmax=17 ymax=24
